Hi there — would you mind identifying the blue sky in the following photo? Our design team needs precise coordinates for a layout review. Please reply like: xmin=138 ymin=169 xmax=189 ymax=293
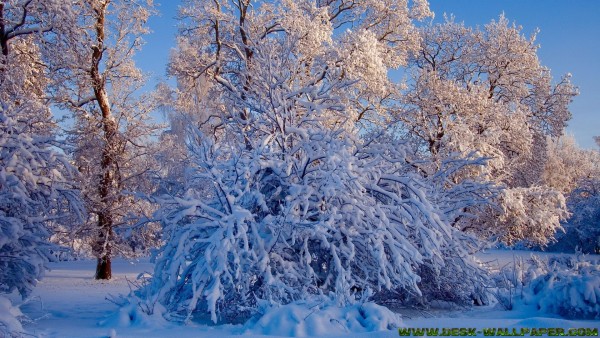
xmin=137 ymin=1 xmax=600 ymax=148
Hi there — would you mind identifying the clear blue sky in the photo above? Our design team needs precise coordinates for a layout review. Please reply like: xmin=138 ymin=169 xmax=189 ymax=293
xmin=137 ymin=1 xmax=600 ymax=149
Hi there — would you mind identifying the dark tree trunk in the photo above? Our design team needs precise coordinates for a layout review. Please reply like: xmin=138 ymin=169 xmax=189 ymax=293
xmin=94 ymin=210 xmax=114 ymax=279
xmin=91 ymin=2 xmax=118 ymax=280
xmin=95 ymin=255 xmax=112 ymax=280
xmin=0 ymin=3 xmax=9 ymax=64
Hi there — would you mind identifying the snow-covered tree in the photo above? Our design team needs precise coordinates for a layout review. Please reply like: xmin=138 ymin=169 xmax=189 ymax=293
xmin=145 ymin=87 xmax=492 ymax=324
xmin=0 ymin=0 xmax=74 ymax=58
xmin=47 ymin=0 xmax=162 ymax=278
xmin=140 ymin=0 xmax=495 ymax=324
xmin=0 ymin=1 xmax=75 ymax=136
xmin=0 ymin=102 xmax=83 ymax=298
xmin=542 ymin=135 xmax=600 ymax=195
xmin=545 ymin=138 xmax=600 ymax=253
xmin=168 ymin=0 xmax=431 ymax=131
xmin=398 ymin=15 xmax=577 ymax=246
xmin=552 ymin=178 xmax=600 ymax=254
xmin=0 ymin=4 xmax=84 ymax=335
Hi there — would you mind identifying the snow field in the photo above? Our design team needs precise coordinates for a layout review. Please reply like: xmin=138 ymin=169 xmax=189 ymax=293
xmin=7 ymin=250 xmax=598 ymax=337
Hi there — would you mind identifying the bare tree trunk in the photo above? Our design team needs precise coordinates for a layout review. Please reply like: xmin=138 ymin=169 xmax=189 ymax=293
xmin=91 ymin=1 xmax=118 ymax=280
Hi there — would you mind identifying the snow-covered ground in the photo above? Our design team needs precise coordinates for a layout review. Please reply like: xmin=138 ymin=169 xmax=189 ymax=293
xmin=11 ymin=250 xmax=600 ymax=338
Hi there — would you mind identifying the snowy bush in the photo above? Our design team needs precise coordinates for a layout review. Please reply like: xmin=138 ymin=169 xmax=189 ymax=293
xmin=0 ymin=296 xmax=25 ymax=338
xmin=495 ymin=255 xmax=600 ymax=319
xmin=491 ymin=255 xmax=525 ymax=310
xmin=146 ymin=128 xmax=415 ymax=322
xmin=550 ymin=178 xmax=600 ymax=254
xmin=413 ymin=258 xmax=490 ymax=307
xmin=143 ymin=123 xmax=493 ymax=323
xmin=490 ymin=254 xmax=557 ymax=311
xmin=99 ymin=300 xmax=169 ymax=329
xmin=0 ymin=103 xmax=84 ymax=297
xmin=245 ymin=299 xmax=402 ymax=336
xmin=524 ymin=258 xmax=600 ymax=320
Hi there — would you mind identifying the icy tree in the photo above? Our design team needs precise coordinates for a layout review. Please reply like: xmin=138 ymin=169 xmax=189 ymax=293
xmin=46 ymin=0 xmax=163 ymax=278
xmin=399 ymin=16 xmax=578 ymax=245
xmin=528 ymin=135 xmax=600 ymax=253
xmin=140 ymin=0 xmax=495 ymax=324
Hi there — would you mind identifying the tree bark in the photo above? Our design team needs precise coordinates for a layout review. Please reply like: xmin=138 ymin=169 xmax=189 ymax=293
xmin=95 ymin=254 xmax=112 ymax=280
xmin=0 ymin=3 xmax=9 ymax=64
xmin=91 ymin=1 xmax=117 ymax=280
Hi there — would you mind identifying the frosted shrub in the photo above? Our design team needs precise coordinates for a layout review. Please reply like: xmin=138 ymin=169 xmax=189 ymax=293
xmin=414 ymin=259 xmax=490 ymax=307
xmin=491 ymin=254 xmax=553 ymax=311
xmin=552 ymin=177 xmax=600 ymax=254
xmin=146 ymin=128 xmax=417 ymax=322
xmin=525 ymin=258 xmax=600 ymax=319
xmin=0 ymin=296 xmax=25 ymax=338
xmin=143 ymin=125 xmax=493 ymax=323
xmin=245 ymin=299 xmax=403 ymax=336
xmin=0 ymin=102 xmax=83 ymax=337
xmin=499 ymin=255 xmax=600 ymax=320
